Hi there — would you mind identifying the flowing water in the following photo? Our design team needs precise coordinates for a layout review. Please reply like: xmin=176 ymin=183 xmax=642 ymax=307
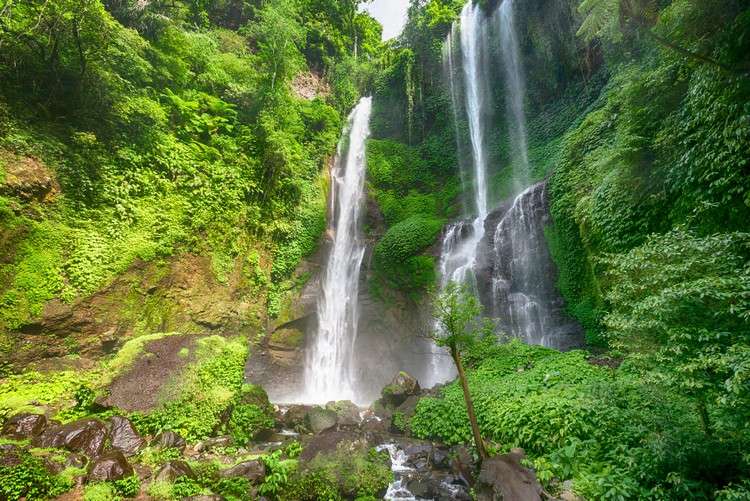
xmin=427 ymin=1 xmax=498 ymax=386
xmin=434 ymin=0 xmax=581 ymax=354
xmin=302 ymin=97 xmax=372 ymax=403
xmin=496 ymin=0 xmax=530 ymax=186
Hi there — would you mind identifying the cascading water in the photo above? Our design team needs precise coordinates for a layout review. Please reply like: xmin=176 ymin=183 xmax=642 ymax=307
xmin=302 ymin=97 xmax=372 ymax=404
xmin=487 ymin=182 xmax=577 ymax=348
xmin=435 ymin=0 xmax=583 ymax=353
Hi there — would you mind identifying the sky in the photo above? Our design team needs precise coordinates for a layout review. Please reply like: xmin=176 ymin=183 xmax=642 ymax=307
xmin=363 ymin=0 xmax=410 ymax=40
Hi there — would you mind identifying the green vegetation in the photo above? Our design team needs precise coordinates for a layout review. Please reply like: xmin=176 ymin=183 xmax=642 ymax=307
xmin=1 ymin=0 xmax=749 ymax=499
xmin=0 ymin=0 xmax=383 ymax=361
xmin=130 ymin=335 xmax=248 ymax=441
xmin=279 ymin=444 xmax=391 ymax=500
xmin=0 ymin=449 xmax=72 ymax=500
xmin=413 ymin=338 xmax=749 ymax=499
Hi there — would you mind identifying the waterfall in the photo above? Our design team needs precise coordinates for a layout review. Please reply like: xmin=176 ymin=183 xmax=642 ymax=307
xmin=302 ymin=97 xmax=372 ymax=404
xmin=433 ymin=0 xmax=581 ymax=354
xmin=496 ymin=0 xmax=530 ymax=185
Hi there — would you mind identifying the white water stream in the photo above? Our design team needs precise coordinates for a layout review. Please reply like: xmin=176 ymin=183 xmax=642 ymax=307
xmin=302 ymin=97 xmax=372 ymax=404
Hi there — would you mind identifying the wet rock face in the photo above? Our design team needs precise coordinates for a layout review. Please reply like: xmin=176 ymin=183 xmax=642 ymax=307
xmin=475 ymin=449 xmax=542 ymax=501
xmin=1 ymin=413 xmax=47 ymax=439
xmin=88 ymin=451 xmax=134 ymax=482
xmin=34 ymin=418 xmax=108 ymax=458
xmin=109 ymin=416 xmax=144 ymax=456
xmin=475 ymin=181 xmax=583 ymax=350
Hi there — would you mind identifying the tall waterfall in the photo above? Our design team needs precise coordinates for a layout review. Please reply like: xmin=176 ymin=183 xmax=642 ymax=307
xmin=496 ymin=0 xmax=530 ymax=185
xmin=434 ymin=0 xmax=582 ymax=354
xmin=303 ymin=97 xmax=372 ymax=403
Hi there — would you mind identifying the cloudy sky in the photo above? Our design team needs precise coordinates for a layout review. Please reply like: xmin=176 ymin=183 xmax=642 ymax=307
xmin=364 ymin=0 xmax=410 ymax=40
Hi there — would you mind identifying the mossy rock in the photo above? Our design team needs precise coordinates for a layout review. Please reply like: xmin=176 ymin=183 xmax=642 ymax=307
xmin=269 ymin=327 xmax=305 ymax=350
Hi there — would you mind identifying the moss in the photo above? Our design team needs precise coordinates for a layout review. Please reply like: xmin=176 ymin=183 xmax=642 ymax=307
xmin=281 ymin=443 xmax=391 ymax=500
xmin=0 ymin=370 xmax=99 ymax=420
xmin=269 ymin=327 xmax=304 ymax=349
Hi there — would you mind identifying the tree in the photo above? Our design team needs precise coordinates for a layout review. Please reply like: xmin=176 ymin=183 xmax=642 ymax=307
xmin=603 ymin=229 xmax=750 ymax=435
xmin=430 ymin=282 xmax=490 ymax=460
xmin=243 ymin=0 xmax=304 ymax=93
xmin=577 ymin=0 xmax=742 ymax=74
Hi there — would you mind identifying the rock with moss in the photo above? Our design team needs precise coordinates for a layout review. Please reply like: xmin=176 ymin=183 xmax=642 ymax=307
xmin=381 ymin=371 xmax=420 ymax=408
xmin=306 ymin=407 xmax=338 ymax=434
xmin=325 ymin=400 xmax=360 ymax=427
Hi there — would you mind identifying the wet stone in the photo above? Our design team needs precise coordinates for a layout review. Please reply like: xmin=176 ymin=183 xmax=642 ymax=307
xmin=109 ymin=416 xmax=145 ymax=456
xmin=34 ymin=418 xmax=108 ymax=458
xmin=87 ymin=450 xmax=134 ymax=482
xmin=1 ymin=413 xmax=48 ymax=439
xmin=155 ymin=460 xmax=195 ymax=482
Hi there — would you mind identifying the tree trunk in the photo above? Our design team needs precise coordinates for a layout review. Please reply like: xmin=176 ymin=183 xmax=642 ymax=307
xmin=452 ymin=347 xmax=488 ymax=461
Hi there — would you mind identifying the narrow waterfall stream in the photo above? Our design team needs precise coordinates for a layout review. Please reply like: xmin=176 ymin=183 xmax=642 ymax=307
xmin=302 ymin=97 xmax=372 ymax=404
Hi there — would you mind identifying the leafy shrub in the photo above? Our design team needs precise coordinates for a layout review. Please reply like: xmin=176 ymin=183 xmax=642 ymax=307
xmin=0 ymin=450 xmax=71 ymax=500
xmin=280 ymin=443 xmax=391 ymax=500
xmin=130 ymin=336 xmax=247 ymax=441
xmin=224 ymin=404 xmax=274 ymax=445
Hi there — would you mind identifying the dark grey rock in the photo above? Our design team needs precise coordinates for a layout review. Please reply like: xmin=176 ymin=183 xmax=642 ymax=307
xmin=87 ymin=451 xmax=134 ymax=482
xmin=2 ymin=413 xmax=47 ymax=439
xmin=155 ymin=460 xmax=195 ymax=482
xmin=109 ymin=416 xmax=144 ymax=456
xmin=475 ymin=450 xmax=542 ymax=501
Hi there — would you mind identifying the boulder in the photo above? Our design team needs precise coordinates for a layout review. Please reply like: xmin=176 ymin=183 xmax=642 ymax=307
xmin=282 ymin=404 xmax=313 ymax=432
xmin=325 ymin=400 xmax=360 ymax=427
xmin=475 ymin=449 xmax=542 ymax=501
xmin=431 ymin=446 xmax=451 ymax=469
xmin=34 ymin=418 xmax=108 ymax=458
xmin=109 ymin=416 xmax=144 ymax=456
xmin=219 ymin=460 xmax=266 ymax=483
xmin=155 ymin=460 xmax=195 ymax=482
xmin=381 ymin=371 xmax=420 ymax=407
xmin=306 ymin=407 xmax=338 ymax=434
xmin=152 ymin=430 xmax=187 ymax=451
xmin=87 ymin=451 xmax=134 ymax=482
xmin=2 ymin=413 xmax=47 ymax=439
xmin=404 ymin=443 xmax=432 ymax=470
xmin=194 ymin=436 xmax=232 ymax=452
